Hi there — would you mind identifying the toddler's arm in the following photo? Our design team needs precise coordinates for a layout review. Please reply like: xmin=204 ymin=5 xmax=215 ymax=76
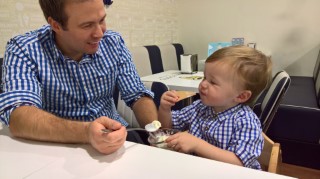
xmin=158 ymin=90 xmax=179 ymax=128
xmin=166 ymin=132 xmax=243 ymax=166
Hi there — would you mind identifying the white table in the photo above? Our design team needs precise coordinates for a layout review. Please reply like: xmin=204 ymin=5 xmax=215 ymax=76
xmin=141 ymin=70 xmax=203 ymax=92
xmin=0 ymin=124 xmax=295 ymax=179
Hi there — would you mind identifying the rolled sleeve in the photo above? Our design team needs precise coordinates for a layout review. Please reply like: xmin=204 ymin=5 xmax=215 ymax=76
xmin=115 ymin=34 xmax=154 ymax=106
xmin=1 ymin=39 xmax=43 ymax=125
xmin=228 ymin=114 xmax=263 ymax=169
xmin=0 ymin=90 xmax=42 ymax=125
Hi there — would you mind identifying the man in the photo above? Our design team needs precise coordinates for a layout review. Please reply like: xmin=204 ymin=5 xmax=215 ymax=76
xmin=0 ymin=0 xmax=157 ymax=154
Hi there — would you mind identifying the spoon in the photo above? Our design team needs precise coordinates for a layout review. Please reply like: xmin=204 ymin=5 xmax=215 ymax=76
xmin=101 ymin=120 xmax=161 ymax=138
xmin=105 ymin=126 xmax=161 ymax=136
xmin=101 ymin=128 xmax=147 ymax=133
xmin=101 ymin=120 xmax=161 ymax=133
xmin=101 ymin=127 xmax=159 ymax=139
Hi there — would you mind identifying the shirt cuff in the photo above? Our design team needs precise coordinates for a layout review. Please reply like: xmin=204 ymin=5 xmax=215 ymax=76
xmin=129 ymin=92 xmax=153 ymax=108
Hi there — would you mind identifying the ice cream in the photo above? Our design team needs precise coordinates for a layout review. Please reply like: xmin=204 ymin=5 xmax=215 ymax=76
xmin=145 ymin=120 xmax=161 ymax=132
xmin=155 ymin=135 xmax=169 ymax=143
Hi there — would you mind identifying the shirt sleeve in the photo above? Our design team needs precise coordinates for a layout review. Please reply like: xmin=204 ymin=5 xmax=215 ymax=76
xmin=113 ymin=34 xmax=153 ymax=106
xmin=0 ymin=39 xmax=42 ymax=125
xmin=228 ymin=111 xmax=264 ymax=169
xmin=171 ymin=100 xmax=202 ymax=130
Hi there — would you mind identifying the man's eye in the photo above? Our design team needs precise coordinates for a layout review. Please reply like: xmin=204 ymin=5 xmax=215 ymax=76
xmin=100 ymin=19 xmax=106 ymax=24
xmin=83 ymin=24 xmax=92 ymax=28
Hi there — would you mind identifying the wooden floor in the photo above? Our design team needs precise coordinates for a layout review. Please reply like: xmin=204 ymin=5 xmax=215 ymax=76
xmin=279 ymin=163 xmax=320 ymax=179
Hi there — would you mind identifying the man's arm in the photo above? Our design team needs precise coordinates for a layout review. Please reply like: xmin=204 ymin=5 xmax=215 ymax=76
xmin=157 ymin=105 xmax=173 ymax=128
xmin=10 ymin=106 xmax=90 ymax=143
xmin=132 ymin=97 xmax=158 ymax=127
xmin=9 ymin=106 xmax=127 ymax=154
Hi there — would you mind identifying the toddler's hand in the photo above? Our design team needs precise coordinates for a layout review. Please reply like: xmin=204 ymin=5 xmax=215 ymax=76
xmin=166 ymin=132 xmax=199 ymax=154
xmin=160 ymin=90 xmax=179 ymax=110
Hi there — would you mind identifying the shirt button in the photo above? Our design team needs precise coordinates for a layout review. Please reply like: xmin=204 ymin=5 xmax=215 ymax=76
xmin=205 ymin=127 xmax=209 ymax=131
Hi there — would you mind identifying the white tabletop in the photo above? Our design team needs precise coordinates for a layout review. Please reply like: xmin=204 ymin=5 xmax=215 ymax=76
xmin=0 ymin=123 xmax=294 ymax=179
xmin=141 ymin=70 xmax=203 ymax=92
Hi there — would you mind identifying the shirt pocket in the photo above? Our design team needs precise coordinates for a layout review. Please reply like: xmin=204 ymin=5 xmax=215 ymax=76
xmin=90 ymin=62 xmax=117 ymax=98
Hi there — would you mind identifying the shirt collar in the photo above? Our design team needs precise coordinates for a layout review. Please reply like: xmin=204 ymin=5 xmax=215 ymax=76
xmin=207 ymin=104 xmax=242 ymax=122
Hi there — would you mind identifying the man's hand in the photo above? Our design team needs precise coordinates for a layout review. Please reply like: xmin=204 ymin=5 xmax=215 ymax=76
xmin=88 ymin=116 xmax=127 ymax=154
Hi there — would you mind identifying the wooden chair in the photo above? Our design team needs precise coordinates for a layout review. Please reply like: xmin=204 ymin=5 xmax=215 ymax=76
xmin=258 ymin=133 xmax=282 ymax=173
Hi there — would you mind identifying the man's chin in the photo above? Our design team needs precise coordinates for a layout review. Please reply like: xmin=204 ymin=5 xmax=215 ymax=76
xmin=85 ymin=49 xmax=99 ymax=55
xmin=86 ymin=44 xmax=99 ymax=53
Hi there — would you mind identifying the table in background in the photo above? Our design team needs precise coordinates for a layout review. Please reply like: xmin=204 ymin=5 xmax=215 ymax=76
xmin=141 ymin=70 xmax=204 ymax=93
xmin=0 ymin=123 xmax=295 ymax=179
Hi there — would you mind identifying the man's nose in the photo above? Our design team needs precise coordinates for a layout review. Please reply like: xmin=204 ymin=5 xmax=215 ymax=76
xmin=93 ymin=25 xmax=105 ymax=38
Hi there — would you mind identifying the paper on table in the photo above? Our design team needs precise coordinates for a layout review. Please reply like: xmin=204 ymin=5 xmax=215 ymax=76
xmin=179 ymin=76 xmax=203 ymax=80
xmin=176 ymin=91 xmax=197 ymax=101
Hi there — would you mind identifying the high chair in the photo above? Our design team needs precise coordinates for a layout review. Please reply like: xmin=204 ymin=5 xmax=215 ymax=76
xmin=258 ymin=133 xmax=282 ymax=173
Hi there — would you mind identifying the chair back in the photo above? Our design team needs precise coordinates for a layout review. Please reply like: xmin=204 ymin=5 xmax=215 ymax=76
xmin=144 ymin=44 xmax=185 ymax=74
xmin=313 ymin=49 xmax=320 ymax=82
xmin=313 ymin=49 xmax=320 ymax=106
xmin=0 ymin=58 xmax=3 ymax=93
xmin=158 ymin=44 xmax=179 ymax=71
xmin=259 ymin=71 xmax=291 ymax=133
xmin=144 ymin=45 xmax=164 ymax=74
xmin=172 ymin=43 xmax=184 ymax=70
xmin=258 ymin=133 xmax=281 ymax=173
xmin=315 ymin=68 xmax=320 ymax=106
xmin=129 ymin=46 xmax=153 ymax=77
xmin=115 ymin=81 xmax=169 ymax=128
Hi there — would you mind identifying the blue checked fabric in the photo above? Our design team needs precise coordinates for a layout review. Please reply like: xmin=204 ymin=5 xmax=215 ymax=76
xmin=0 ymin=25 xmax=153 ymax=126
xmin=171 ymin=100 xmax=264 ymax=169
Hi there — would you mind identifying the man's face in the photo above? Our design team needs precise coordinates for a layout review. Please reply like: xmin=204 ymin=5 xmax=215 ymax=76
xmin=55 ymin=0 xmax=107 ymax=61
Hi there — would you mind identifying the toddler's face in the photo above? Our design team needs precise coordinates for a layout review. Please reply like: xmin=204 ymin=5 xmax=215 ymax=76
xmin=198 ymin=61 xmax=243 ymax=112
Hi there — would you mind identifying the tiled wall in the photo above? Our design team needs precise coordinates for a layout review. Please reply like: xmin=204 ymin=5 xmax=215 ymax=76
xmin=0 ymin=0 xmax=180 ymax=57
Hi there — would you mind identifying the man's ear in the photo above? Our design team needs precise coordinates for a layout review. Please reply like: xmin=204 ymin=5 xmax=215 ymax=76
xmin=235 ymin=90 xmax=252 ymax=103
xmin=48 ymin=17 xmax=63 ymax=33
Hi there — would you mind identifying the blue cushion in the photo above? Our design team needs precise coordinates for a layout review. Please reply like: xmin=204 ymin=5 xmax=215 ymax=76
xmin=172 ymin=43 xmax=184 ymax=70
xmin=282 ymin=76 xmax=319 ymax=108
xmin=144 ymin=45 xmax=164 ymax=74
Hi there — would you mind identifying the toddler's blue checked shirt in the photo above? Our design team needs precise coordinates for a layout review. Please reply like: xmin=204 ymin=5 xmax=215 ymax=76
xmin=171 ymin=100 xmax=263 ymax=169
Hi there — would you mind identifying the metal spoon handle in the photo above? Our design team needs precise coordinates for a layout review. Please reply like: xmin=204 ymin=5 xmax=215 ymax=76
xmin=101 ymin=128 xmax=147 ymax=133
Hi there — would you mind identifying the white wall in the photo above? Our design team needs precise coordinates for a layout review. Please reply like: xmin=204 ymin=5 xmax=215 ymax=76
xmin=1 ymin=0 xmax=319 ymax=76
xmin=0 ymin=0 xmax=179 ymax=57
xmin=177 ymin=0 xmax=320 ymax=76
xmin=107 ymin=0 xmax=179 ymax=47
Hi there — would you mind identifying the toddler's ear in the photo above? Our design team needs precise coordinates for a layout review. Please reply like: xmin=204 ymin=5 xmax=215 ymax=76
xmin=235 ymin=90 xmax=252 ymax=103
